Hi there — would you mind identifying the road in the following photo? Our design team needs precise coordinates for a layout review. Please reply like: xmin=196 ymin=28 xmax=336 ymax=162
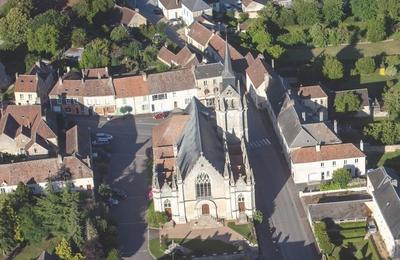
xmin=246 ymin=101 xmax=320 ymax=260
xmin=71 ymin=115 xmax=157 ymax=260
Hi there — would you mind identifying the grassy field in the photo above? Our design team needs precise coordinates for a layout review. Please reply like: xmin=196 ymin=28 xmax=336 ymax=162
xmin=227 ymin=222 xmax=257 ymax=244
xmin=281 ymin=40 xmax=400 ymax=65
xmin=377 ymin=150 xmax=400 ymax=172
xmin=315 ymin=221 xmax=381 ymax=260
xmin=149 ymin=238 xmax=240 ymax=259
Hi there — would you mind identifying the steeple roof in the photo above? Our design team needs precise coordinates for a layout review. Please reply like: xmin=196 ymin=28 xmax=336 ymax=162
xmin=221 ymin=36 xmax=235 ymax=79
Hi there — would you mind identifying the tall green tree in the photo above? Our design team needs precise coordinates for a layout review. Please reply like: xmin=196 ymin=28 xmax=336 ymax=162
xmin=110 ymin=26 xmax=129 ymax=42
xmin=0 ymin=8 xmax=30 ymax=50
xmin=323 ymin=0 xmax=344 ymax=25
xmin=309 ymin=23 xmax=328 ymax=47
xmin=364 ymin=120 xmax=400 ymax=145
xmin=293 ymin=0 xmax=321 ymax=26
xmin=367 ymin=18 xmax=386 ymax=42
xmin=247 ymin=18 xmax=273 ymax=53
xmin=71 ymin=28 xmax=87 ymax=48
xmin=322 ymin=55 xmax=343 ymax=80
xmin=350 ymin=0 xmax=377 ymax=21
xmin=8 ymin=183 xmax=33 ymax=212
xmin=332 ymin=168 xmax=352 ymax=188
xmin=4 ymin=0 xmax=34 ymax=16
xmin=19 ymin=206 xmax=47 ymax=243
xmin=74 ymin=0 xmax=114 ymax=23
xmin=80 ymin=38 xmax=110 ymax=68
xmin=0 ymin=203 xmax=17 ymax=255
xmin=383 ymin=82 xmax=400 ymax=119
xmin=334 ymin=92 xmax=361 ymax=112
xmin=29 ymin=10 xmax=70 ymax=31
xmin=27 ymin=24 xmax=60 ymax=55
xmin=354 ymin=57 xmax=376 ymax=74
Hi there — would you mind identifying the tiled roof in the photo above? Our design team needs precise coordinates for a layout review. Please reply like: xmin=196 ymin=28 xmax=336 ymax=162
xmin=113 ymin=75 xmax=150 ymax=98
xmin=209 ymin=34 xmax=244 ymax=61
xmin=147 ymin=68 xmax=196 ymax=94
xmin=242 ymin=0 xmax=267 ymax=7
xmin=15 ymin=75 xmax=38 ymax=93
xmin=0 ymin=156 xmax=93 ymax=186
xmin=158 ymin=46 xmax=199 ymax=68
xmin=291 ymin=143 xmax=365 ymax=164
xmin=159 ymin=0 xmax=181 ymax=9
xmin=245 ymin=56 xmax=270 ymax=89
xmin=152 ymin=114 xmax=190 ymax=147
xmin=113 ymin=5 xmax=142 ymax=25
xmin=65 ymin=125 xmax=91 ymax=159
xmin=302 ymin=123 xmax=341 ymax=145
xmin=82 ymin=67 xmax=109 ymax=79
xmin=182 ymin=0 xmax=210 ymax=11
xmin=187 ymin=22 xmax=213 ymax=46
xmin=298 ymin=85 xmax=328 ymax=99
xmin=49 ymin=78 xmax=115 ymax=97
xmin=194 ymin=62 xmax=224 ymax=79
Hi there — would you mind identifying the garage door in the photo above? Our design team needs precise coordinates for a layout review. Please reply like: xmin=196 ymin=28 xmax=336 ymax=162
xmin=308 ymin=172 xmax=320 ymax=182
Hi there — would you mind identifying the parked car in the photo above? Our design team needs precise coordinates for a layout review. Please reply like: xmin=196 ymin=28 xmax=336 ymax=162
xmin=368 ymin=220 xmax=377 ymax=233
xmin=153 ymin=111 xmax=169 ymax=119
xmin=95 ymin=133 xmax=113 ymax=140
xmin=169 ymin=18 xmax=182 ymax=26
xmin=112 ymin=188 xmax=128 ymax=200
xmin=92 ymin=139 xmax=110 ymax=146
xmin=108 ymin=197 xmax=119 ymax=206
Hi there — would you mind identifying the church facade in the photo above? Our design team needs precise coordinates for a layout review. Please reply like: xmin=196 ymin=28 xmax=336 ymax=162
xmin=151 ymin=41 xmax=255 ymax=224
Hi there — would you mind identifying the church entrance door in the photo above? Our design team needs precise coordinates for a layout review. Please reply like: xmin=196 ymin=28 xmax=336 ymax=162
xmin=238 ymin=202 xmax=245 ymax=212
xmin=201 ymin=204 xmax=210 ymax=215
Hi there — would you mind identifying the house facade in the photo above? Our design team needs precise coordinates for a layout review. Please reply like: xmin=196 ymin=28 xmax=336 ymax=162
xmin=0 ymin=155 xmax=94 ymax=194
xmin=152 ymin=43 xmax=255 ymax=224
xmin=113 ymin=5 xmax=147 ymax=27
xmin=367 ymin=168 xmax=400 ymax=259
xmin=158 ymin=0 xmax=182 ymax=20
xmin=242 ymin=0 xmax=267 ymax=18
xmin=182 ymin=0 xmax=212 ymax=25
xmin=245 ymin=55 xmax=272 ymax=109
xmin=194 ymin=62 xmax=224 ymax=107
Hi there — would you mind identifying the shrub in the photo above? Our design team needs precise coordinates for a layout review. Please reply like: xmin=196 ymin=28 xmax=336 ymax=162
xmin=323 ymin=55 xmax=343 ymax=80
xmin=106 ymin=248 xmax=120 ymax=260
xmin=335 ymin=92 xmax=361 ymax=112
xmin=367 ymin=19 xmax=386 ymax=42
xmin=332 ymin=168 xmax=352 ymax=188
xmin=253 ymin=209 xmax=263 ymax=224
xmin=314 ymin=222 xmax=334 ymax=254
xmin=385 ymin=66 xmax=398 ymax=77
xmin=355 ymin=57 xmax=376 ymax=74
xmin=146 ymin=201 xmax=168 ymax=228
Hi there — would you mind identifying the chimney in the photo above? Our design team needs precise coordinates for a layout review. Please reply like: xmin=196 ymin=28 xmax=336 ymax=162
xmin=360 ymin=139 xmax=364 ymax=151
xmin=66 ymin=66 xmax=70 ymax=73
xmin=15 ymin=72 xmax=19 ymax=79
xmin=271 ymin=59 xmax=275 ymax=69
xmin=58 ymin=76 xmax=63 ymax=85
xmin=301 ymin=112 xmax=306 ymax=122
xmin=173 ymin=144 xmax=178 ymax=157
xmin=319 ymin=111 xmax=324 ymax=122
xmin=105 ymin=67 xmax=108 ymax=74
xmin=316 ymin=144 xmax=321 ymax=152
xmin=334 ymin=120 xmax=338 ymax=133
xmin=97 ymin=71 xmax=101 ymax=79
xmin=35 ymin=73 xmax=39 ymax=81
xmin=142 ymin=72 xmax=147 ymax=81
xmin=57 ymin=154 xmax=63 ymax=164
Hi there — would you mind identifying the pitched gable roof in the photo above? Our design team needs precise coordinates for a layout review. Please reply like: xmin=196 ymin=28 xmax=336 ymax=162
xmin=245 ymin=56 xmax=271 ymax=89
xmin=152 ymin=114 xmax=190 ymax=147
xmin=194 ymin=62 xmax=224 ymax=79
xmin=187 ymin=21 xmax=213 ymax=46
xmin=15 ymin=75 xmax=38 ymax=93
xmin=113 ymin=75 xmax=150 ymax=98
xmin=298 ymin=85 xmax=327 ymax=99
xmin=113 ymin=5 xmax=143 ymax=25
xmin=49 ymin=78 xmax=115 ymax=97
xmin=65 ymin=125 xmax=91 ymax=159
xmin=158 ymin=46 xmax=199 ymax=68
xmin=291 ymin=143 xmax=365 ymax=164
xmin=159 ymin=0 xmax=182 ymax=9
xmin=147 ymin=68 xmax=196 ymax=94
xmin=182 ymin=0 xmax=210 ymax=11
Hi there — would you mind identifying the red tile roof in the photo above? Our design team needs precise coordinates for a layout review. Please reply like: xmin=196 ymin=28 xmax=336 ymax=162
xmin=208 ymin=34 xmax=244 ymax=61
xmin=158 ymin=46 xmax=199 ymax=68
xmin=15 ymin=75 xmax=38 ymax=93
xmin=152 ymin=114 xmax=190 ymax=147
xmin=298 ymin=85 xmax=328 ymax=99
xmin=245 ymin=56 xmax=270 ymax=89
xmin=291 ymin=143 xmax=365 ymax=164
xmin=113 ymin=75 xmax=150 ymax=98
xmin=49 ymin=78 xmax=115 ymax=97
xmin=187 ymin=22 xmax=213 ymax=46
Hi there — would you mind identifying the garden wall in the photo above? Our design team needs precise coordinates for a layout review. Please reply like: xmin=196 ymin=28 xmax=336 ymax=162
xmin=364 ymin=144 xmax=400 ymax=153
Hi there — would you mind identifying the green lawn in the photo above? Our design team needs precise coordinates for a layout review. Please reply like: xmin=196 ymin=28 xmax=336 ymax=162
xmin=281 ymin=40 xmax=400 ymax=65
xmin=14 ymin=237 xmax=60 ymax=260
xmin=149 ymin=238 xmax=240 ymax=259
xmin=227 ymin=222 xmax=257 ymax=244
xmin=315 ymin=221 xmax=381 ymax=260
xmin=377 ymin=150 xmax=400 ymax=172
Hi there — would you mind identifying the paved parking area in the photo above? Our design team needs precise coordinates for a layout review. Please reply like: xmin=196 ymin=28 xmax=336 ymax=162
xmin=70 ymin=114 xmax=159 ymax=259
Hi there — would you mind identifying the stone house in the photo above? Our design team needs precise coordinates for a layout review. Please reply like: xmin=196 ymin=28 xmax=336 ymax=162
xmin=181 ymin=0 xmax=212 ymax=25
xmin=0 ymin=105 xmax=58 ymax=157
xmin=0 ymin=155 xmax=94 ymax=194
xmin=112 ymin=5 xmax=147 ymax=27
xmin=157 ymin=46 xmax=200 ymax=68
xmin=367 ymin=168 xmax=400 ymax=259
xmin=297 ymin=85 xmax=328 ymax=121
xmin=194 ymin=62 xmax=224 ymax=107
xmin=158 ymin=0 xmax=183 ymax=20
xmin=241 ymin=0 xmax=267 ymax=18
xmin=186 ymin=21 xmax=214 ymax=52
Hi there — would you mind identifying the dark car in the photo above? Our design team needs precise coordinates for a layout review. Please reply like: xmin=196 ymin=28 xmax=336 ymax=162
xmin=92 ymin=139 xmax=110 ymax=146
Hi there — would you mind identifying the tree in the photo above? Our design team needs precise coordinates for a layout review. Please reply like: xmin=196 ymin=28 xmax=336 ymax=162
xmin=354 ymin=57 xmax=376 ymax=74
xmin=27 ymin=24 xmax=60 ymax=55
xmin=0 ymin=8 xmax=30 ymax=50
xmin=30 ymin=10 xmax=70 ymax=31
xmin=5 ymin=0 xmax=33 ymax=16
xmin=383 ymin=82 xmax=400 ymax=119
xmin=293 ymin=0 xmax=321 ymax=26
xmin=323 ymin=0 xmax=344 ymax=25
xmin=120 ymin=106 xmax=133 ymax=114
xmin=71 ymin=28 xmax=87 ymax=48
xmin=367 ymin=18 xmax=386 ymax=42
xmin=364 ymin=120 xmax=400 ymax=145
xmin=98 ymin=183 xmax=112 ymax=199
xmin=74 ymin=0 xmax=114 ymax=23
xmin=309 ymin=23 xmax=328 ymax=47
xmin=253 ymin=209 xmax=263 ymax=224
xmin=106 ymin=248 xmax=121 ymax=260
xmin=334 ymin=92 xmax=361 ymax=112
xmin=124 ymin=42 xmax=141 ymax=60
xmin=0 ymin=204 xmax=17 ymax=255
xmin=322 ymin=55 xmax=343 ymax=80
xmin=268 ymin=45 xmax=285 ymax=59
xmin=142 ymin=45 xmax=158 ymax=66
xmin=110 ymin=26 xmax=129 ymax=42
xmin=247 ymin=18 xmax=273 ymax=53
xmin=276 ymin=8 xmax=296 ymax=27
xmin=18 ymin=206 xmax=47 ymax=243
xmin=55 ymin=238 xmax=85 ymax=260
xmin=332 ymin=168 xmax=352 ymax=188
xmin=80 ymin=38 xmax=110 ymax=68
xmin=350 ymin=0 xmax=378 ymax=21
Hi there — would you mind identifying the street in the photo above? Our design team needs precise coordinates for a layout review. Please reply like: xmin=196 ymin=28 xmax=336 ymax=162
xmin=71 ymin=115 xmax=157 ymax=259
xmin=246 ymin=101 xmax=319 ymax=260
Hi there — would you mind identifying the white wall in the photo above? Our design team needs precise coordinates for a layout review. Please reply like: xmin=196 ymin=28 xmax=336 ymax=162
xmin=15 ymin=91 xmax=39 ymax=105
xmin=291 ymin=156 xmax=366 ymax=184
xmin=150 ymin=88 xmax=197 ymax=112
xmin=115 ymin=96 xmax=151 ymax=115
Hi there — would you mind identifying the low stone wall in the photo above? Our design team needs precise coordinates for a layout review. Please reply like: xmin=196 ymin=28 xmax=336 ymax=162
xmin=364 ymin=144 xmax=400 ymax=153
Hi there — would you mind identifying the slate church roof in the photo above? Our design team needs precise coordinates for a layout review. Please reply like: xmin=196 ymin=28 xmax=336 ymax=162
xmin=176 ymin=98 xmax=224 ymax=178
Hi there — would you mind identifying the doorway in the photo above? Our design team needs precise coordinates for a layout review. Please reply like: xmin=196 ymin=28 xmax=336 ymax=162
xmin=201 ymin=204 xmax=210 ymax=215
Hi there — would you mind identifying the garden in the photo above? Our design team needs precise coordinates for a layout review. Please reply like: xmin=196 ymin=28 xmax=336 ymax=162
xmin=314 ymin=220 xmax=380 ymax=259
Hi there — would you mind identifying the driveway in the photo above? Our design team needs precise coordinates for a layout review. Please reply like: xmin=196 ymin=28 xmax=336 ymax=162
xmin=246 ymin=101 xmax=320 ymax=260
xmin=71 ymin=115 xmax=158 ymax=259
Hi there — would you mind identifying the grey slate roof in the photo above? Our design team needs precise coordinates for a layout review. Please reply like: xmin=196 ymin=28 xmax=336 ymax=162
xmin=194 ymin=62 xmax=224 ymax=79
xmin=182 ymin=0 xmax=211 ymax=11
xmin=303 ymin=123 xmax=341 ymax=145
xmin=309 ymin=200 xmax=370 ymax=222
xmin=368 ymin=167 xmax=400 ymax=240
xmin=176 ymin=98 xmax=225 ymax=179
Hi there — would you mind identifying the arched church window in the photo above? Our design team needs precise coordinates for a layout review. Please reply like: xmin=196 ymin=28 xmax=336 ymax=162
xmin=164 ymin=199 xmax=171 ymax=208
xmin=238 ymin=194 xmax=244 ymax=202
xmin=238 ymin=194 xmax=245 ymax=212
xmin=196 ymin=173 xmax=211 ymax=198
xmin=204 ymin=89 xmax=210 ymax=95
xmin=164 ymin=199 xmax=172 ymax=218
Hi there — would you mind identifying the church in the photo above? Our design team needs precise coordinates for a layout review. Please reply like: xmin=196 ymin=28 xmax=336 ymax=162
xmin=151 ymin=41 xmax=255 ymax=224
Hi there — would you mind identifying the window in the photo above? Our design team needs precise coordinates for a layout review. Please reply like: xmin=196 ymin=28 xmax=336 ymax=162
xmin=320 ymin=99 xmax=323 ymax=105
xmin=327 ymin=171 xmax=330 ymax=177
xmin=152 ymin=93 xmax=167 ymax=101
xmin=164 ymin=199 xmax=171 ymax=209
xmin=142 ymin=104 xmax=149 ymax=111
xmin=355 ymin=158 xmax=358 ymax=163
xmin=172 ymin=92 xmax=176 ymax=97
xmin=213 ymin=79 xmax=216 ymax=85
xmin=332 ymin=161 xmax=336 ymax=166
xmin=33 ymin=148 xmax=37 ymax=153
xmin=196 ymin=173 xmax=211 ymax=198
xmin=20 ymin=94 xmax=24 ymax=99
xmin=344 ymin=160 xmax=347 ymax=165
xmin=0 ymin=188 xmax=5 ymax=193
xmin=203 ymin=80 xmax=208 ymax=86
xmin=66 ymin=99 xmax=71 ymax=105
xmin=321 ymin=162 xmax=324 ymax=167
xmin=321 ymin=172 xmax=325 ymax=180
xmin=28 ymin=94 xmax=32 ymax=100
xmin=65 ymin=107 xmax=72 ymax=113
